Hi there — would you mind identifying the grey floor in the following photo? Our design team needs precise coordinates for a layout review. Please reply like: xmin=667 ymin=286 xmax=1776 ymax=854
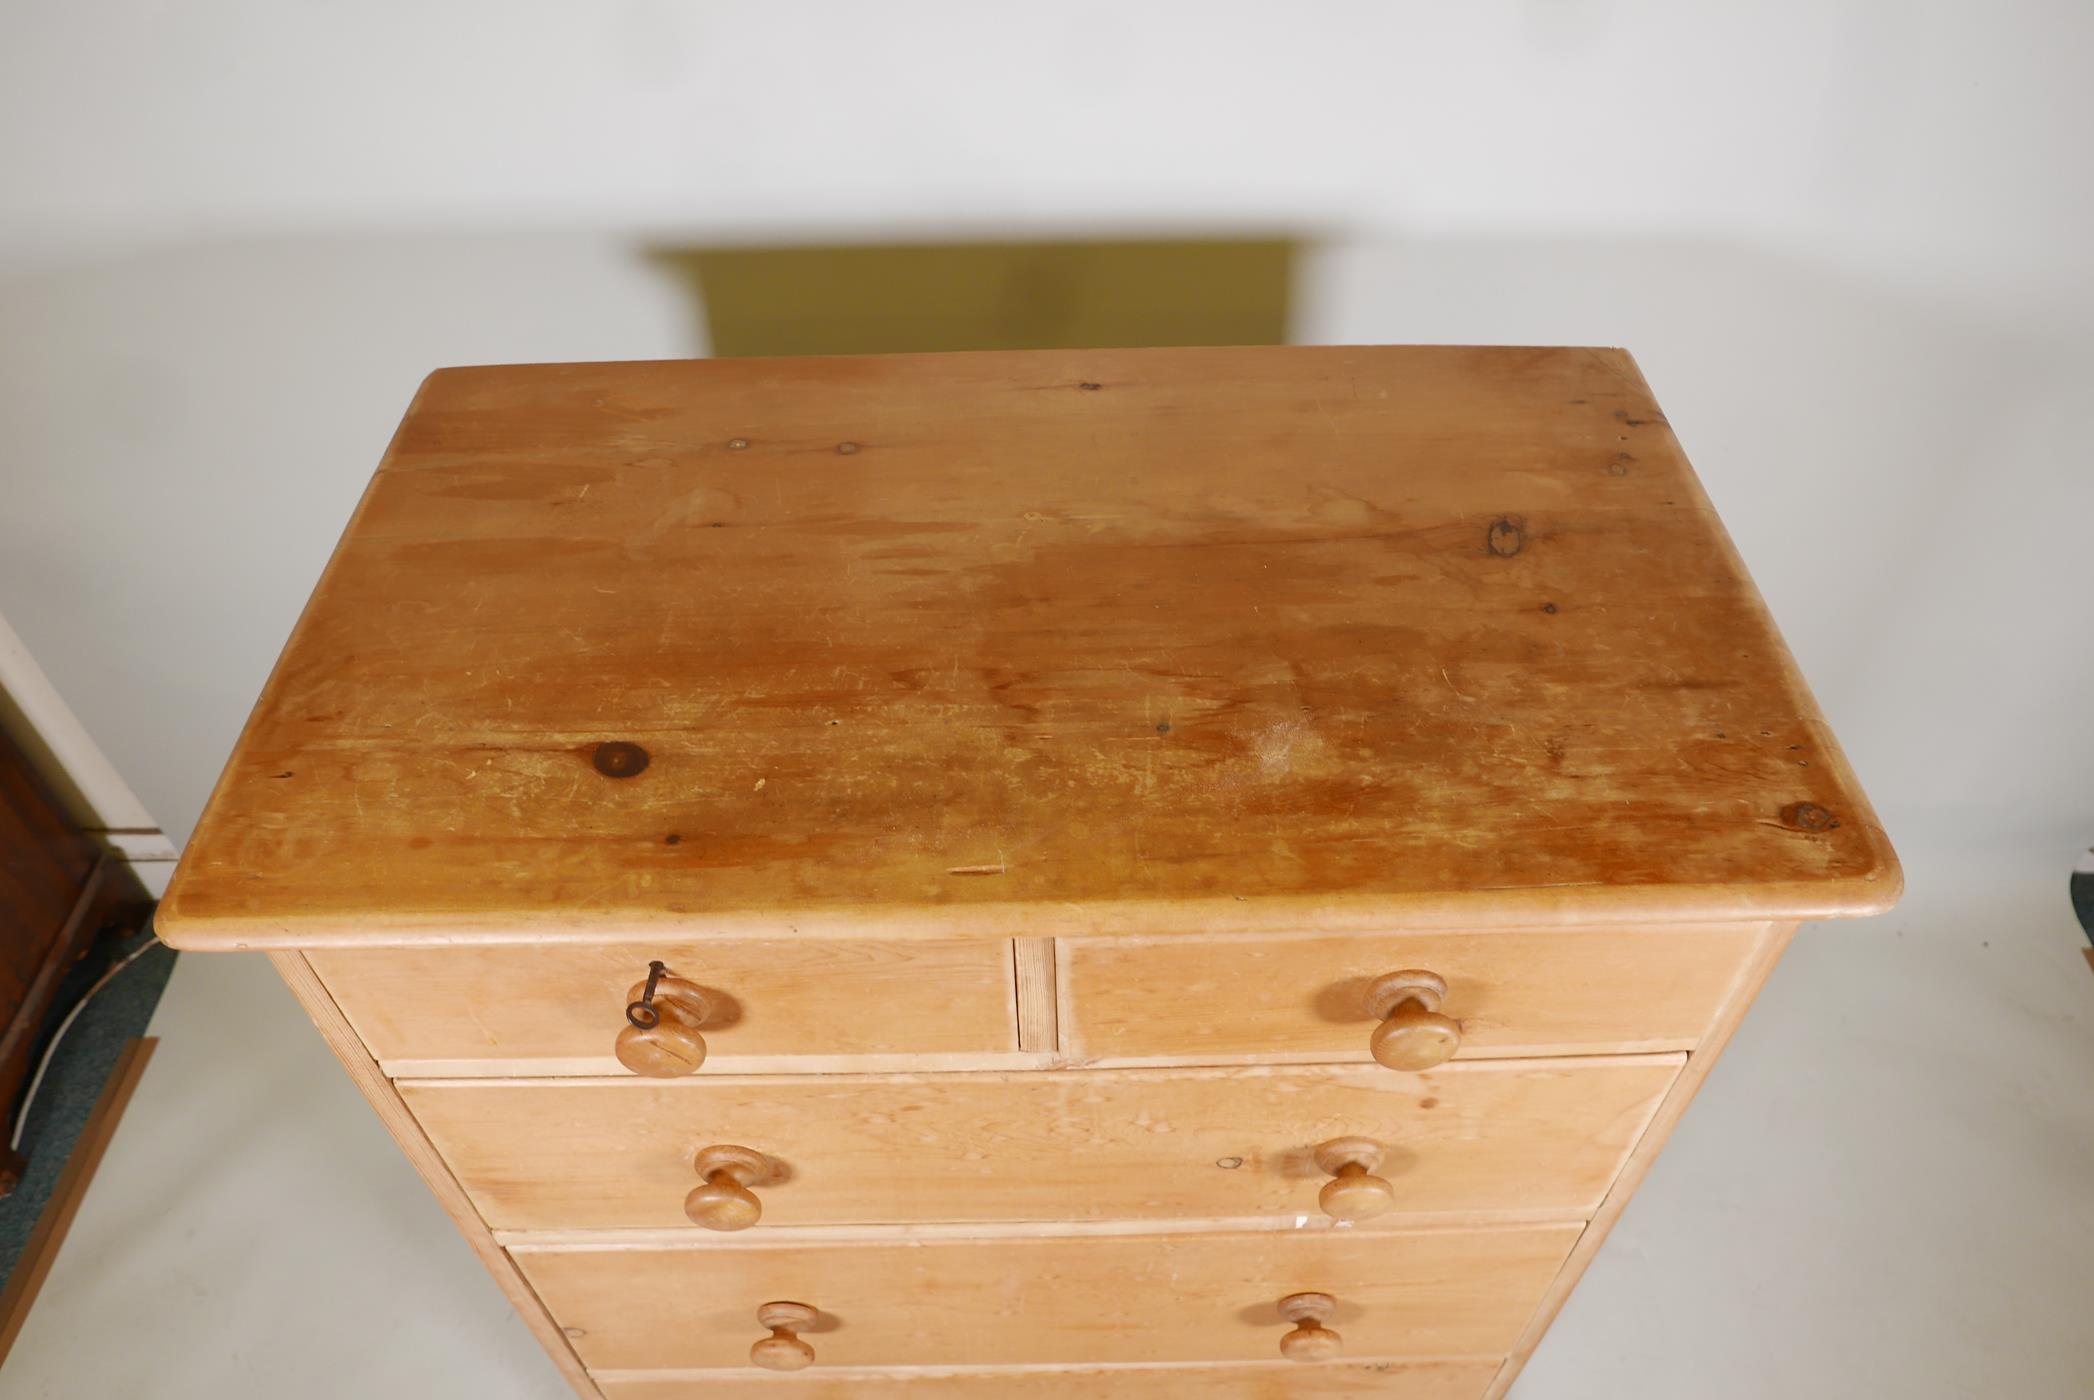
xmin=4 ymin=833 xmax=2089 ymax=1397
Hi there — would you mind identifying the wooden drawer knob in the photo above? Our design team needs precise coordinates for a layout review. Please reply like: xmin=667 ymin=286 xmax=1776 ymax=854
xmin=686 ymin=1144 xmax=771 ymax=1231
xmin=1313 ymin=1137 xmax=1395 ymax=1220
xmin=1277 ymin=1291 xmax=1342 ymax=1362
xmin=1365 ymin=969 xmax=1460 ymax=1070
xmin=750 ymin=1300 xmax=818 ymax=1371
xmin=614 ymin=960 xmax=712 ymax=1077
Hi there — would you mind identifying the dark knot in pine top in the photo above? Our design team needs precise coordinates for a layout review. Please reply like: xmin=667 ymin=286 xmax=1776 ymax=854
xmin=591 ymin=741 xmax=651 ymax=778
xmin=1780 ymin=801 xmax=1838 ymax=833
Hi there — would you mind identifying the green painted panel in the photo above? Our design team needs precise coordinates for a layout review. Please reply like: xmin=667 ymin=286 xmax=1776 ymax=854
xmin=656 ymin=239 xmax=1295 ymax=357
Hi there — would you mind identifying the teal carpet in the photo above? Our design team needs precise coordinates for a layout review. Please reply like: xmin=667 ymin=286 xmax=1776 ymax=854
xmin=0 ymin=914 xmax=175 ymax=1285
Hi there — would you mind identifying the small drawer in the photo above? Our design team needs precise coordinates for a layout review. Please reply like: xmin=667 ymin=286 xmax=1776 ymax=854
xmin=1060 ymin=924 xmax=1765 ymax=1064
xmin=594 ymin=1359 xmax=1502 ymax=1398
xmin=308 ymin=938 xmax=1021 ymax=1076
xmin=515 ymin=1223 xmax=1579 ymax=1370
xmin=403 ymin=1058 xmax=1677 ymax=1231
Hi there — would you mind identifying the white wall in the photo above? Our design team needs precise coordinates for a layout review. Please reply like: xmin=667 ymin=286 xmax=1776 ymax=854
xmin=4 ymin=3 xmax=2088 ymax=326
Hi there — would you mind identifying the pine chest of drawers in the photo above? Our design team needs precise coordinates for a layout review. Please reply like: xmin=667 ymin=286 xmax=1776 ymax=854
xmin=159 ymin=345 xmax=1900 ymax=1397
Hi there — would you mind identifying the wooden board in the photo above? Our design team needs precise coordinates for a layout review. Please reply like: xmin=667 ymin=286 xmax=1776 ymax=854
xmin=309 ymin=938 xmax=1022 ymax=1076
xmin=595 ymin=1358 xmax=1499 ymax=1398
xmin=0 ymin=724 xmax=109 ymax=1114
xmin=403 ymin=1058 xmax=1677 ymax=1231
xmin=513 ymin=1223 xmax=1581 ymax=1370
xmin=1060 ymin=924 xmax=1762 ymax=1064
xmin=157 ymin=346 xmax=1898 ymax=951
xmin=1011 ymin=937 xmax=1057 ymax=1054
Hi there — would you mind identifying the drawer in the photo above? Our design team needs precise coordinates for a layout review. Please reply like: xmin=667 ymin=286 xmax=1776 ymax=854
xmin=405 ymin=1058 xmax=1677 ymax=1231
xmin=515 ymin=1223 xmax=1579 ymax=1369
xmin=594 ymin=1359 xmax=1502 ymax=1398
xmin=1061 ymin=924 xmax=1764 ymax=1063
xmin=308 ymin=939 xmax=1021 ymax=1075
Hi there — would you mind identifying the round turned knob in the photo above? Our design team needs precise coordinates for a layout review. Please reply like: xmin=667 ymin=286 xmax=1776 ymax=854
xmin=685 ymin=1144 xmax=771 ymax=1231
xmin=614 ymin=964 xmax=712 ymax=1077
xmin=750 ymin=1300 xmax=818 ymax=1371
xmin=1365 ymin=969 xmax=1460 ymax=1071
xmin=1277 ymin=1291 xmax=1342 ymax=1362
xmin=1313 ymin=1137 xmax=1395 ymax=1221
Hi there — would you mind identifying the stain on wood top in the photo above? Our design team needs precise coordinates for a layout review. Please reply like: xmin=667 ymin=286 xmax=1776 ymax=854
xmin=160 ymin=346 xmax=1898 ymax=949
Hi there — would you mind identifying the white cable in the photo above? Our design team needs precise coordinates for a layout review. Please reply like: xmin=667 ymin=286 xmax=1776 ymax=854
xmin=10 ymin=939 xmax=157 ymax=1151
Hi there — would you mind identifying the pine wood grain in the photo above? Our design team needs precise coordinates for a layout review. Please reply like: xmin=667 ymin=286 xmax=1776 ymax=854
xmin=593 ymin=1358 xmax=1501 ymax=1398
xmin=307 ymin=937 xmax=1019 ymax=1074
xmin=158 ymin=346 xmax=1898 ymax=951
xmin=153 ymin=348 xmax=1900 ymax=1396
xmin=513 ymin=1223 xmax=1580 ymax=1370
xmin=1010 ymin=937 xmax=1057 ymax=1053
xmin=401 ymin=1058 xmax=1677 ymax=1231
xmin=1060 ymin=924 xmax=1764 ymax=1064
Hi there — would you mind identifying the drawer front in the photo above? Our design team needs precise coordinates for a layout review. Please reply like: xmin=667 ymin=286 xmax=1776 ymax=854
xmin=405 ymin=1059 xmax=1677 ymax=1231
xmin=595 ymin=1359 xmax=1501 ymax=1398
xmin=309 ymin=938 xmax=1020 ymax=1074
xmin=1061 ymin=925 xmax=1763 ymax=1063
xmin=517 ymin=1224 xmax=1579 ymax=1369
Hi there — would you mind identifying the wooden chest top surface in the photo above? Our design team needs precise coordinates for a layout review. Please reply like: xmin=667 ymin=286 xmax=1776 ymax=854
xmin=161 ymin=345 xmax=1896 ymax=949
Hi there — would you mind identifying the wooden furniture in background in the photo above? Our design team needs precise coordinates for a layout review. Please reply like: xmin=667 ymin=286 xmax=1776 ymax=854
xmin=656 ymin=240 xmax=1295 ymax=359
xmin=0 ymin=726 xmax=146 ymax=1193
xmin=159 ymin=345 xmax=1899 ymax=1397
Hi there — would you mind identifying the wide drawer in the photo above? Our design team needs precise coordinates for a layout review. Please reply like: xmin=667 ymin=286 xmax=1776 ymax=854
xmin=594 ymin=1359 xmax=1501 ymax=1398
xmin=516 ymin=1223 xmax=1579 ymax=1369
xmin=1060 ymin=924 xmax=1764 ymax=1063
xmin=309 ymin=938 xmax=1021 ymax=1075
xmin=405 ymin=1058 xmax=1677 ymax=1231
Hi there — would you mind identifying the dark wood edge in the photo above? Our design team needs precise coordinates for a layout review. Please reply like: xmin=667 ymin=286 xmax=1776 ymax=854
xmin=0 ymin=856 xmax=153 ymax=1146
xmin=0 ymin=855 xmax=109 ymax=1123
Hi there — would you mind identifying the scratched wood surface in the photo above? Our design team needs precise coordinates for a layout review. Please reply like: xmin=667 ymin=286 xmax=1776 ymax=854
xmin=403 ymin=1058 xmax=1679 ymax=1230
xmin=309 ymin=936 xmax=1021 ymax=1071
xmin=1058 ymin=924 xmax=1763 ymax=1064
xmin=159 ymin=346 xmax=1897 ymax=950
xmin=512 ymin=1223 xmax=1580 ymax=1369
xmin=593 ymin=1361 xmax=1502 ymax=1399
